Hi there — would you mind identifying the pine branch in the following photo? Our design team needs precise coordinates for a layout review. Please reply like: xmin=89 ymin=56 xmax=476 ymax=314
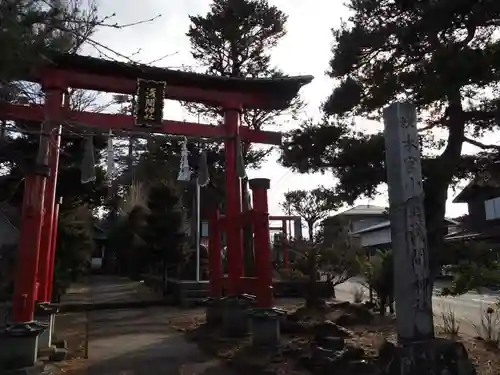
xmin=464 ymin=136 xmax=500 ymax=151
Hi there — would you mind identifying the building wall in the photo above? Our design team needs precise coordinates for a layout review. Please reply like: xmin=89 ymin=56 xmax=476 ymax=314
xmin=359 ymin=228 xmax=391 ymax=248
xmin=322 ymin=214 xmax=386 ymax=247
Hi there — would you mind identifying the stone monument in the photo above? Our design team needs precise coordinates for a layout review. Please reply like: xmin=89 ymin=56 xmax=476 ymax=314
xmin=383 ymin=102 xmax=476 ymax=375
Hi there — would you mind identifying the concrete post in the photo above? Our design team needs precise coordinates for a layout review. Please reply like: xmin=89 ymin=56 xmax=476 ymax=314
xmin=383 ymin=102 xmax=434 ymax=343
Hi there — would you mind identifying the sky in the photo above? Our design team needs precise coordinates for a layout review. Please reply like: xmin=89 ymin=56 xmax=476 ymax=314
xmin=84 ymin=0 xmax=473 ymax=218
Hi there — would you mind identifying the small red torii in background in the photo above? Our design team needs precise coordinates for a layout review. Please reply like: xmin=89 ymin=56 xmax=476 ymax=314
xmin=269 ymin=215 xmax=303 ymax=268
xmin=1 ymin=54 xmax=312 ymax=323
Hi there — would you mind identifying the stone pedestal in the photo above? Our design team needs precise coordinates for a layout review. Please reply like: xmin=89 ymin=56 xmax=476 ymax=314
xmin=381 ymin=338 xmax=476 ymax=375
xmin=35 ymin=303 xmax=59 ymax=351
xmin=35 ymin=315 xmax=52 ymax=351
xmin=204 ymin=297 xmax=223 ymax=326
xmin=0 ymin=323 xmax=45 ymax=370
xmin=221 ymin=295 xmax=255 ymax=338
xmin=250 ymin=311 xmax=283 ymax=348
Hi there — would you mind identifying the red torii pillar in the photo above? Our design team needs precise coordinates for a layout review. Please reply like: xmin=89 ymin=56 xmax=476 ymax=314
xmin=207 ymin=178 xmax=273 ymax=308
xmin=47 ymin=197 xmax=62 ymax=301
xmin=249 ymin=178 xmax=273 ymax=308
xmin=37 ymin=124 xmax=62 ymax=303
xmin=224 ymin=105 xmax=244 ymax=295
xmin=11 ymin=81 xmax=63 ymax=323
xmin=208 ymin=207 xmax=222 ymax=297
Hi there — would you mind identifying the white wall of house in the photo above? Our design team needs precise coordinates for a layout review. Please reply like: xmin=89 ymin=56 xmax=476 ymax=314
xmin=358 ymin=227 xmax=391 ymax=247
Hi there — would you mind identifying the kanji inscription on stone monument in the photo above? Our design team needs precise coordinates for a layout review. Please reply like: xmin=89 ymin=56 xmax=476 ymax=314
xmin=383 ymin=102 xmax=434 ymax=343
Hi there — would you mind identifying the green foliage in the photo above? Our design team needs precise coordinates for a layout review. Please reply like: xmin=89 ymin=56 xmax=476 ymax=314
xmin=0 ymin=0 xmax=98 ymax=82
xmin=106 ymin=182 xmax=149 ymax=275
xmin=0 ymin=0 xmax=106 ymax=211
xmin=286 ymin=229 xmax=362 ymax=307
xmin=107 ymin=180 xmax=188 ymax=279
xmin=280 ymin=0 xmax=500 ymax=270
xmin=53 ymin=204 xmax=95 ymax=298
xmin=143 ymin=181 xmax=187 ymax=274
xmin=281 ymin=188 xmax=342 ymax=239
xmin=359 ymin=249 xmax=394 ymax=315
xmin=186 ymin=0 xmax=303 ymax=171
xmin=441 ymin=241 xmax=500 ymax=296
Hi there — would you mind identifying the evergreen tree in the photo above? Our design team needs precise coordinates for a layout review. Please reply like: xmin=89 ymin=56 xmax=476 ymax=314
xmin=281 ymin=188 xmax=341 ymax=240
xmin=186 ymin=0 xmax=304 ymax=168
xmin=52 ymin=204 xmax=95 ymax=301
xmin=280 ymin=0 xmax=500 ymax=273
xmin=0 ymin=1 xmax=105 ymax=298
xmin=0 ymin=0 xmax=97 ymax=82
xmin=144 ymin=181 xmax=187 ymax=280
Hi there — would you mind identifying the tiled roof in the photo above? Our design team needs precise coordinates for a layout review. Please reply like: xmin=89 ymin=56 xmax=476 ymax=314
xmin=335 ymin=205 xmax=388 ymax=216
xmin=453 ymin=172 xmax=500 ymax=203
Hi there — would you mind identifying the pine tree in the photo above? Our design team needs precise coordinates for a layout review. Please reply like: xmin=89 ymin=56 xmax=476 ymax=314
xmin=144 ymin=181 xmax=187 ymax=281
xmin=186 ymin=0 xmax=303 ymax=160
xmin=281 ymin=0 xmax=500 ymax=274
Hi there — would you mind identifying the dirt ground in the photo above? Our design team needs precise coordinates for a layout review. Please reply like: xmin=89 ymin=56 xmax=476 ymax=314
xmin=186 ymin=302 xmax=500 ymax=375
xmin=49 ymin=276 xmax=500 ymax=375
xmin=49 ymin=276 xmax=237 ymax=375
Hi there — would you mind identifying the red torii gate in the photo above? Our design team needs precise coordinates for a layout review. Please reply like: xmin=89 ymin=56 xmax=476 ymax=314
xmin=2 ymin=54 xmax=313 ymax=324
xmin=269 ymin=215 xmax=302 ymax=268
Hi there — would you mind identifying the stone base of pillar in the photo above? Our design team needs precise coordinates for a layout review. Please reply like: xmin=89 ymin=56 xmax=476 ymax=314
xmin=381 ymin=338 xmax=476 ymax=375
xmin=221 ymin=296 xmax=255 ymax=338
xmin=35 ymin=315 xmax=53 ymax=351
xmin=251 ymin=316 xmax=280 ymax=348
xmin=249 ymin=308 xmax=285 ymax=348
xmin=35 ymin=303 xmax=59 ymax=352
xmin=0 ymin=323 xmax=45 ymax=370
xmin=204 ymin=298 xmax=223 ymax=326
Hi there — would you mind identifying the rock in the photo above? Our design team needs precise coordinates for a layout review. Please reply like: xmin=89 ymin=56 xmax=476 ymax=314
xmin=52 ymin=340 xmax=67 ymax=350
xmin=282 ymin=343 xmax=302 ymax=357
xmin=326 ymin=300 xmax=351 ymax=309
xmin=49 ymin=348 xmax=68 ymax=362
xmin=299 ymin=356 xmax=313 ymax=371
xmin=334 ymin=313 xmax=357 ymax=326
xmin=347 ymin=303 xmax=374 ymax=324
xmin=334 ymin=305 xmax=374 ymax=326
xmin=347 ymin=359 xmax=378 ymax=374
xmin=281 ymin=320 xmax=306 ymax=334
xmin=314 ymin=320 xmax=352 ymax=338
xmin=345 ymin=346 xmax=365 ymax=360
xmin=378 ymin=339 xmax=397 ymax=368
xmin=315 ymin=336 xmax=345 ymax=351
xmin=381 ymin=338 xmax=477 ymax=375
xmin=363 ymin=301 xmax=376 ymax=309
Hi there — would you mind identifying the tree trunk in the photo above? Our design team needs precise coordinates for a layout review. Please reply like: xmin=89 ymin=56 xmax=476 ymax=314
xmin=307 ymin=221 xmax=315 ymax=242
xmin=424 ymin=94 xmax=465 ymax=281
xmin=306 ymin=248 xmax=318 ymax=308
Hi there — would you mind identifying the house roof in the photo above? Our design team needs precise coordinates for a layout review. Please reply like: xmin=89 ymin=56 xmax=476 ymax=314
xmin=352 ymin=217 xmax=460 ymax=235
xmin=334 ymin=205 xmax=388 ymax=217
xmin=453 ymin=172 xmax=500 ymax=203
